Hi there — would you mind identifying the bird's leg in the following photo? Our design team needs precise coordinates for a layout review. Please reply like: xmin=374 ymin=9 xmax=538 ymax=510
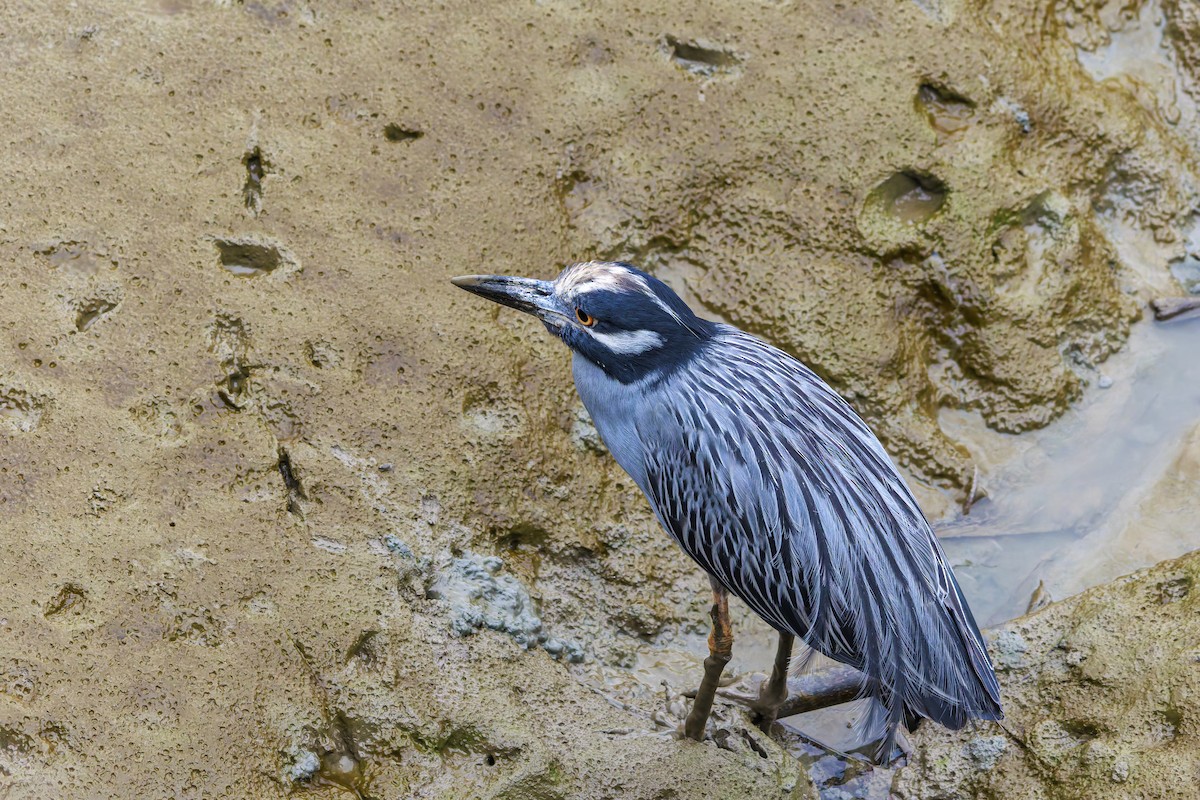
xmin=684 ymin=579 xmax=733 ymax=741
xmin=751 ymin=632 xmax=795 ymax=731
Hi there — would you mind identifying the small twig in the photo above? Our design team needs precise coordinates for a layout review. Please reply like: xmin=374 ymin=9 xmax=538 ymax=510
xmin=774 ymin=665 xmax=864 ymax=717
xmin=1150 ymin=296 xmax=1200 ymax=321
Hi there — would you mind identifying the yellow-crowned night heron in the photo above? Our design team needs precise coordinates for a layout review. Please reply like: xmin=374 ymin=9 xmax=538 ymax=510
xmin=452 ymin=261 xmax=1002 ymax=760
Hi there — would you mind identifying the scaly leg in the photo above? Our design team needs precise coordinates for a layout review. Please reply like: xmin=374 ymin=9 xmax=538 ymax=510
xmin=751 ymin=632 xmax=794 ymax=731
xmin=684 ymin=578 xmax=733 ymax=741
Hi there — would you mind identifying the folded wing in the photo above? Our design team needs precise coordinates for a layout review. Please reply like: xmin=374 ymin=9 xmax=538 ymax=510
xmin=635 ymin=330 xmax=1001 ymax=750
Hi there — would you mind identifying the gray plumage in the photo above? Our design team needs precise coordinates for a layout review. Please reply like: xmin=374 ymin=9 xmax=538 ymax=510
xmin=453 ymin=261 xmax=1002 ymax=755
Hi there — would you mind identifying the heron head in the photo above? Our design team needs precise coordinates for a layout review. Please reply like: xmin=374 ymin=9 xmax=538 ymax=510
xmin=452 ymin=261 xmax=715 ymax=382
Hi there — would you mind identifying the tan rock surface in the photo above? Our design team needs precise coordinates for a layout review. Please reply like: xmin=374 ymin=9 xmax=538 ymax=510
xmin=0 ymin=0 xmax=1197 ymax=798
xmin=895 ymin=548 xmax=1200 ymax=799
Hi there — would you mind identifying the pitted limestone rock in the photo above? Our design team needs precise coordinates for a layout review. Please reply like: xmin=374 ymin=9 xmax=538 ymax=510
xmin=427 ymin=551 xmax=585 ymax=663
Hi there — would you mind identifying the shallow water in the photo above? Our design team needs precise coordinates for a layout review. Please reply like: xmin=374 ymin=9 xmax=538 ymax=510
xmin=939 ymin=313 xmax=1200 ymax=624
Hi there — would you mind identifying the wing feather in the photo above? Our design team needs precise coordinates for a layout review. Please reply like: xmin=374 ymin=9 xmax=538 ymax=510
xmin=635 ymin=329 xmax=1001 ymax=752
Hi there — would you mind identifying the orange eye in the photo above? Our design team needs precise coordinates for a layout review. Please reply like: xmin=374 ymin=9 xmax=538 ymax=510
xmin=575 ymin=308 xmax=596 ymax=327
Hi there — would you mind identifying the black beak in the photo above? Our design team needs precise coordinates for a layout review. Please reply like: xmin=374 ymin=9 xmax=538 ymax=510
xmin=451 ymin=275 xmax=559 ymax=319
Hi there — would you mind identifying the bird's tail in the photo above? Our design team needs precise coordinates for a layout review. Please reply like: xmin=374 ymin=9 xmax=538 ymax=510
xmin=855 ymin=689 xmax=907 ymax=765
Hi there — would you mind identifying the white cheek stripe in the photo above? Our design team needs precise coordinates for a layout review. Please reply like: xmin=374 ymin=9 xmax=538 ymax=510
xmin=589 ymin=328 xmax=665 ymax=355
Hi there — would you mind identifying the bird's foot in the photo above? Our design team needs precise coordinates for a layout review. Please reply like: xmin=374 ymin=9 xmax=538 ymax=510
xmin=658 ymin=690 xmax=737 ymax=742
xmin=653 ymin=686 xmax=721 ymax=741
xmin=686 ymin=670 xmax=912 ymax=767
xmin=691 ymin=673 xmax=786 ymax=727
xmin=654 ymin=680 xmax=770 ymax=752
xmin=652 ymin=683 xmax=774 ymax=758
xmin=651 ymin=682 xmax=693 ymax=736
